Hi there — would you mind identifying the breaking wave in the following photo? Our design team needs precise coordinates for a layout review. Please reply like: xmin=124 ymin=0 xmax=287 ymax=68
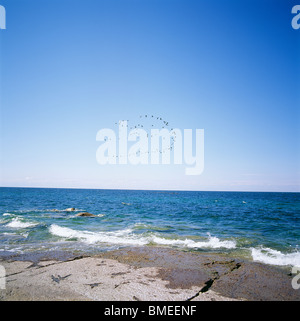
xmin=5 ymin=217 xmax=38 ymax=229
xmin=48 ymin=224 xmax=236 ymax=249
xmin=251 ymin=247 xmax=300 ymax=267
xmin=49 ymin=224 xmax=148 ymax=246
xmin=151 ymin=234 xmax=236 ymax=249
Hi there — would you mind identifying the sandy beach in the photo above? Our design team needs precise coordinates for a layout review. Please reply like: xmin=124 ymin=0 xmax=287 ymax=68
xmin=0 ymin=246 xmax=299 ymax=301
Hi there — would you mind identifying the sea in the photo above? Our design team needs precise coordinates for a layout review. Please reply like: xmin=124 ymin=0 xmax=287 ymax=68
xmin=0 ymin=187 xmax=299 ymax=267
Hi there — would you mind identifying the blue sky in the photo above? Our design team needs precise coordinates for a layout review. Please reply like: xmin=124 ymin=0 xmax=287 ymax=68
xmin=0 ymin=0 xmax=299 ymax=191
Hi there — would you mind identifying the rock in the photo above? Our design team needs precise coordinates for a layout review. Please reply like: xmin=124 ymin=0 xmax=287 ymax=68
xmin=76 ymin=212 xmax=96 ymax=217
xmin=65 ymin=208 xmax=75 ymax=212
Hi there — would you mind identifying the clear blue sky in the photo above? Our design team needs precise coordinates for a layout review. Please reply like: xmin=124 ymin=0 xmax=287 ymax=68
xmin=0 ymin=0 xmax=299 ymax=191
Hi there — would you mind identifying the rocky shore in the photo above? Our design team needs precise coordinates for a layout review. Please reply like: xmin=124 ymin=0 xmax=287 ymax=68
xmin=0 ymin=247 xmax=299 ymax=301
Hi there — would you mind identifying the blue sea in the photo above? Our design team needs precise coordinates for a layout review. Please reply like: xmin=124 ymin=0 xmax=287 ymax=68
xmin=0 ymin=187 xmax=299 ymax=267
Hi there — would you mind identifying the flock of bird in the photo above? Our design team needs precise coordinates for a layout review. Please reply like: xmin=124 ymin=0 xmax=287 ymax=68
xmin=103 ymin=115 xmax=178 ymax=159
xmin=115 ymin=115 xmax=171 ymax=130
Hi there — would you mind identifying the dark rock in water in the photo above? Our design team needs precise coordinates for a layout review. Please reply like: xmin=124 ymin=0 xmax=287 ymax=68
xmin=76 ymin=212 xmax=96 ymax=217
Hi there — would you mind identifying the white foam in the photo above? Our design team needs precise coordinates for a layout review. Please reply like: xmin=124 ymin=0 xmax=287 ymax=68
xmin=48 ymin=224 xmax=236 ymax=249
xmin=6 ymin=217 xmax=38 ymax=229
xmin=49 ymin=224 xmax=148 ymax=246
xmin=151 ymin=235 xmax=236 ymax=249
xmin=251 ymin=247 xmax=300 ymax=267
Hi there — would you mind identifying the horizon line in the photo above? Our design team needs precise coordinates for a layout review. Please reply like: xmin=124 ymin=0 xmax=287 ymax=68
xmin=0 ymin=186 xmax=299 ymax=193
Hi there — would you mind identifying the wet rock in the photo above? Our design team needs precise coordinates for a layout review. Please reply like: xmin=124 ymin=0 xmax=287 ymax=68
xmin=99 ymin=247 xmax=300 ymax=301
xmin=76 ymin=212 xmax=96 ymax=217
xmin=212 ymin=261 xmax=300 ymax=301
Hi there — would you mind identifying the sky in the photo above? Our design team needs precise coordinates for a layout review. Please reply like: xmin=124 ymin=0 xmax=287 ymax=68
xmin=0 ymin=0 xmax=299 ymax=192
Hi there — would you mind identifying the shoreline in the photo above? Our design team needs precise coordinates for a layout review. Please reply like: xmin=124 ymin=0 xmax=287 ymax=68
xmin=1 ymin=246 xmax=299 ymax=301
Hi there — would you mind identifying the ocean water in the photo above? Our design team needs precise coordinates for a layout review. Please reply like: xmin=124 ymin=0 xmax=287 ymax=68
xmin=0 ymin=187 xmax=299 ymax=267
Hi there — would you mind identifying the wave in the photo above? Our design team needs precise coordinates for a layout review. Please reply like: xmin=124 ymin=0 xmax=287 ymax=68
xmin=152 ymin=234 xmax=236 ymax=249
xmin=5 ymin=217 xmax=38 ymax=229
xmin=251 ymin=247 xmax=300 ymax=267
xmin=49 ymin=224 xmax=147 ymax=246
xmin=3 ymin=213 xmax=15 ymax=216
xmin=49 ymin=208 xmax=85 ymax=212
xmin=48 ymin=224 xmax=236 ymax=249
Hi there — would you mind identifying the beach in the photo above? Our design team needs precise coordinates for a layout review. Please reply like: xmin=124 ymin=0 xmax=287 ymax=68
xmin=1 ymin=188 xmax=299 ymax=301
xmin=1 ymin=246 xmax=299 ymax=301
xmin=1 ymin=0 xmax=299 ymax=305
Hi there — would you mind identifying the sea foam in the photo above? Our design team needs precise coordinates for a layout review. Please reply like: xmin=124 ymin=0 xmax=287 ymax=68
xmin=49 ymin=224 xmax=236 ymax=249
xmin=251 ymin=247 xmax=300 ymax=267
xmin=3 ymin=213 xmax=14 ymax=216
xmin=49 ymin=224 xmax=148 ymax=246
xmin=6 ymin=217 xmax=38 ymax=229
xmin=151 ymin=234 xmax=236 ymax=249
